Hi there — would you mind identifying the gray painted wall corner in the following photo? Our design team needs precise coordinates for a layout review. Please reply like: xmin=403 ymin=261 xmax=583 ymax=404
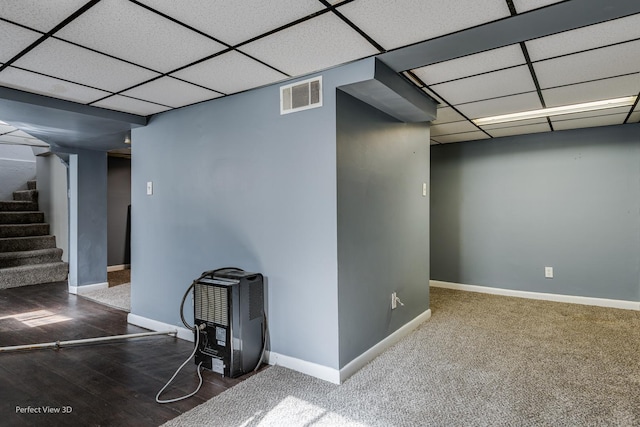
xmin=430 ymin=124 xmax=640 ymax=302
xmin=336 ymin=90 xmax=430 ymax=368
xmin=36 ymin=154 xmax=69 ymax=262
xmin=69 ymin=149 xmax=108 ymax=287
xmin=129 ymin=59 xmax=385 ymax=370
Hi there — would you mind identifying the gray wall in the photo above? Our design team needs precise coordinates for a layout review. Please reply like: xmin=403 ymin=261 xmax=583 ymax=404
xmin=430 ymin=124 xmax=640 ymax=301
xmin=337 ymin=91 xmax=430 ymax=368
xmin=0 ymin=145 xmax=35 ymax=200
xmin=131 ymin=59 xmax=377 ymax=370
xmin=36 ymin=154 xmax=69 ymax=262
xmin=69 ymin=149 xmax=108 ymax=287
xmin=107 ymin=156 xmax=131 ymax=266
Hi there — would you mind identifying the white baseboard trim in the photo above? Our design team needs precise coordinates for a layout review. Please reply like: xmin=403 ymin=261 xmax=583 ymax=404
xmin=265 ymin=351 xmax=341 ymax=385
xmin=265 ymin=308 xmax=433 ymax=385
xmin=127 ymin=313 xmax=193 ymax=341
xmin=339 ymin=308 xmax=432 ymax=383
xmin=430 ymin=280 xmax=640 ymax=311
xmin=68 ymin=281 xmax=108 ymax=295
xmin=107 ymin=264 xmax=130 ymax=272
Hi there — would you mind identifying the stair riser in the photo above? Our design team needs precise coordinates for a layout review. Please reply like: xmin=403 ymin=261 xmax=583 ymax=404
xmin=0 ymin=236 xmax=56 ymax=252
xmin=0 ymin=212 xmax=44 ymax=224
xmin=0 ymin=249 xmax=63 ymax=268
xmin=28 ymin=180 xmax=37 ymax=190
xmin=13 ymin=190 xmax=38 ymax=202
xmin=0 ymin=201 xmax=39 ymax=211
xmin=0 ymin=224 xmax=50 ymax=238
xmin=0 ymin=262 xmax=69 ymax=289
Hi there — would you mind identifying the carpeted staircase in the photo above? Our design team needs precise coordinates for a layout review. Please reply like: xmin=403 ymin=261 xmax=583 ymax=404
xmin=0 ymin=180 xmax=69 ymax=289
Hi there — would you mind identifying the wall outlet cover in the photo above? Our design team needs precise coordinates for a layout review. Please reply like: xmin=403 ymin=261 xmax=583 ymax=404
xmin=545 ymin=266 xmax=553 ymax=278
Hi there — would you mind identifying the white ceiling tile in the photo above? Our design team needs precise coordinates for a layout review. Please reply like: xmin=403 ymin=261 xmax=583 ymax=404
xmin=526 ymin=14 xmax=640 ymax=61
xmin=551 ymin=113 xmax=627 ymax=130
xmin=413 ymin=45 xmax=525 ymax=85
xmin=431 ymin=66 xmax=537 ymax=105
xmin=92 ymin=95 xmax=171 ymax=116
xmin=431 ymin=120 xmax=478 ymax=137
xmin=456 ymin=92 xmax=542 ymax=119
xmin=432 ymin=131 xmax=490 ymax=144
xmin=541 ymin=74 xmax=640 ymax=107
xmin=240 ymin=13 xmax=379 ymax=76
xmin=172 ymin=51 xmax=287 ymax=95
xmin=121 ymin=77 xmax=222 ymax=108
xmin=0 ymin=0 xmax=88 ymax=32
xmin=628 ymin=112 xmax=640 ymax=123
xmin=432 ymin=106 xmax=467 ymax=125
xmin=480 ymin=117 xmax=548 ymax=130
xmin=548 ymin=107 xmax=632 ymax=122
xmin=0 ymin=66 xmax=110 ymax=104
xmin=13 ymin=38 xmax=160 ymax=92
xmin=0 ymin=20 xmax=42 ymax=63
xmin=0 ymin=124 xmax=17 ymax=134
xmin=338 ymin=0 xmax=510 ymax=50
xmin=55 ymin=0 xmax=225 ymax=73
xmin=10 ymin=130 xmax=36 ymax=139
xmin=135 ymin=0 xmax=324 ymax=46
xmin=0 ymin=133 xmax=48 ymax=146
xmin=533 ymin=40 xmax=640 ymax=89
xmin=487 ymin=122 xmax=551 ymax=138
xmin=512 ymin=0 xmax=565 ymax=13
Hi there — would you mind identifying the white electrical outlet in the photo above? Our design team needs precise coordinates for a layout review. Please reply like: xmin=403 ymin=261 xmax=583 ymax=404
xmin=422 ymin=182 xmax=427 ymax=197
xmin=545 ymin=266 xmax=553 ymax=278
xmin=391 ymin=292 xmax=397 ymax=310
xmin=146 ymin=181 xmax=153 ymax=196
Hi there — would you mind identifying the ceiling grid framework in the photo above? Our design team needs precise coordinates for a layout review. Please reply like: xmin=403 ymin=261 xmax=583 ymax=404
xmin=0 ymin=0 xmax=637 ymax=150
xmin=421 ymin=3 xmax=640 ymax=144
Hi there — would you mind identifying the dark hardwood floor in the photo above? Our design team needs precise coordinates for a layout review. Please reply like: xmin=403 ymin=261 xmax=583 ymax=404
xmin=0 ymin=282 xmax=265 ymax=426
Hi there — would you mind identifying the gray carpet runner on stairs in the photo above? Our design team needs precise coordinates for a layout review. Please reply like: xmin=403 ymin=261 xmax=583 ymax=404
xmin=0 ymin=181 xmax=69 ymax=289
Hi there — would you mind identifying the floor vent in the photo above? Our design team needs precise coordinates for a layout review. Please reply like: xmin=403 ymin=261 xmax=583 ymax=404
xmin=280 ymin=76 xmax=322 ymax=115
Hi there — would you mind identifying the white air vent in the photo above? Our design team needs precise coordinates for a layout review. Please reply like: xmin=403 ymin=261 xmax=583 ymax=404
xmin=280 ymin=76 xmax=322 ymax=115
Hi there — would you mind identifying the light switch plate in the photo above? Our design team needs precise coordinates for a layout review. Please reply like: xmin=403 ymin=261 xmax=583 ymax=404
xmin=545 ymin=266 xmax=553 ymax=278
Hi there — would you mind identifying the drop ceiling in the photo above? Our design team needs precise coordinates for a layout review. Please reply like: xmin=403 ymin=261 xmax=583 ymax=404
xmin=0 ymin=0 xmax=638 ymax=150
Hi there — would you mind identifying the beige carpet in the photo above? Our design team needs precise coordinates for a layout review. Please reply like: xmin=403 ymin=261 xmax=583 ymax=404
xmin=81 ymin=283 xmax=130 ymax=312
xmin=163 ymin=287 xmax=640 ymax=426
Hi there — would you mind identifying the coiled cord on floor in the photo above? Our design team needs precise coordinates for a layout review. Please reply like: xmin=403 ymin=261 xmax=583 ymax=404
xmin=155 ymin=323 xmax=205 ymax=404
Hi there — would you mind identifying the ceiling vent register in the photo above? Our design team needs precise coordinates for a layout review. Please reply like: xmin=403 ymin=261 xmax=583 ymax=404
xmin=280 ymin=76 xmax=322 ymax=115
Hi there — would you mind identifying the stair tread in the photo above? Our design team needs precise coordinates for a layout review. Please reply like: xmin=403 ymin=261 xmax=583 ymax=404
xmin=0 ymin=213 xmax=46 ymax=224
xmin=0 ymin=223 xmax=49 ymax=228
xmin=1 ymin=200 xmax=35 ymax=204
xmin=0 ymin=211 xmax=45 ymax=215
xmin=0 ymin=248 xmax=62 ymax=259
xmin=0 ymin=235 xmax=56 ymax=252
xmin=0 ymin=223 xmax=50 ymax=238
xmin=0 ymin=235 xmax=55 ymax=241
xmin=0 ymin=261 xmax=68 ymax=289
xmin=0 ymin=261 xmax=68 ymax=272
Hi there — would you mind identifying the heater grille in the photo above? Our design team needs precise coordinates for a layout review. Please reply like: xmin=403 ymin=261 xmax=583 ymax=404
xmin=280 ymin=76 xmax=322 ymax=115
xmin=195 ymin=283 xmax=228 ymax=326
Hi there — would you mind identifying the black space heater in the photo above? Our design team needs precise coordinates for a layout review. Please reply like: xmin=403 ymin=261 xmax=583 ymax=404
xmin=193 ymin=268 xmax=264 ymax=377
